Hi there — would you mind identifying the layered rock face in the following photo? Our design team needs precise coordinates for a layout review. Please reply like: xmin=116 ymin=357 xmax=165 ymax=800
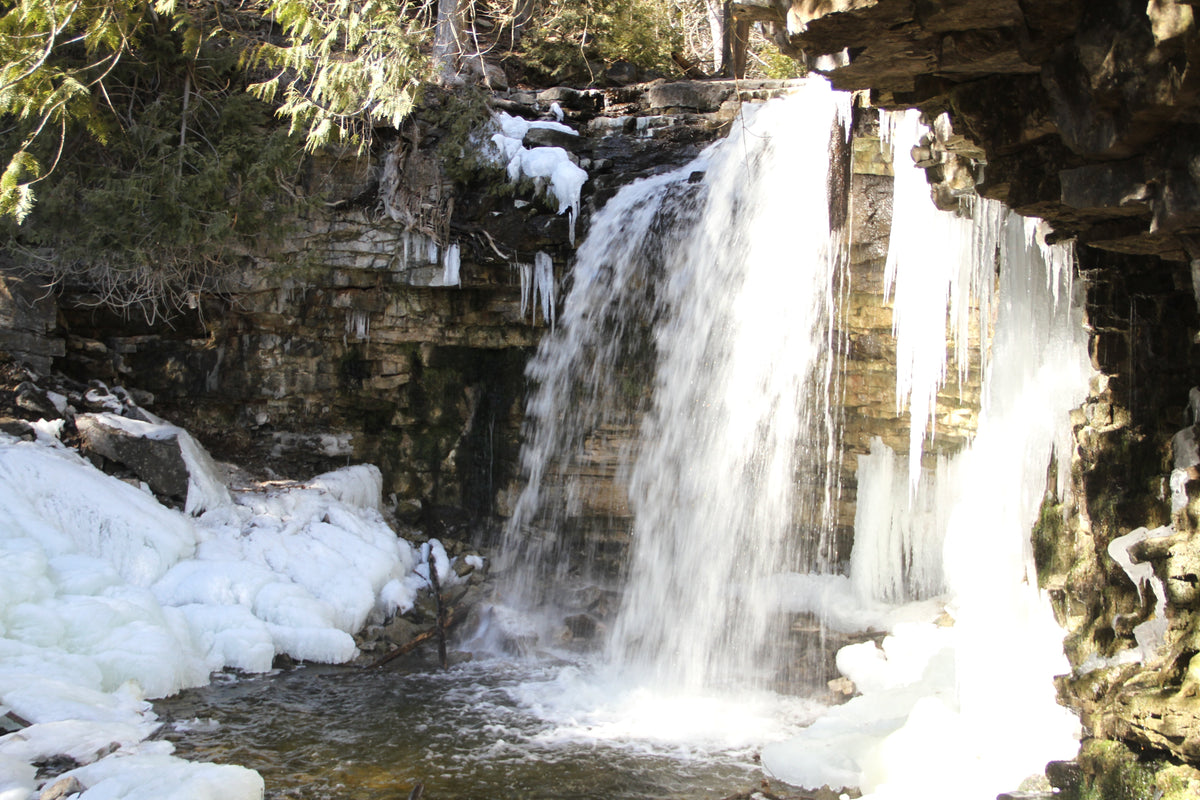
xmin=787 ymin=0 xmax=1200 ymax=260
xmin=49 ymin=81 xmax=787 ymax=535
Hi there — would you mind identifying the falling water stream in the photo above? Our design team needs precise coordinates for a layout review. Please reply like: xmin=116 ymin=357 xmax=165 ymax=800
xmin=157 ymin=84 xmax=1090 ymax=800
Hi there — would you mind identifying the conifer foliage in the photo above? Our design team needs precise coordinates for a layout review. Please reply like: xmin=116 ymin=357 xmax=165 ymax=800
xmin=0 ymin=0 xmax=799 ymax=317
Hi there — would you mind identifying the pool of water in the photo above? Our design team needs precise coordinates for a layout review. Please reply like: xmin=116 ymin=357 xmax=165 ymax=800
xmin=155 ymin=653 xmax=824 ymax=800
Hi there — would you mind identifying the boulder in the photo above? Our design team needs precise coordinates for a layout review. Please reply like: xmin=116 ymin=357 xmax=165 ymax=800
xmin=604 ymin=60 xmax=640 ymax=86
xmin=0 ymin=417 xmax=35 ymax=440
xmin=39 ymin=775 xmax=85 ymax=800
xmin=645 ymin=81 xmax=736 ymax=113
xmin=76 ymin=414 xmax=191 ymax=500
xmin=14 ymin=382 xmax=62 ymax=419
xmin=522 ymin=127 xmax=588 ymax=152
xmin=536 ymin=87 xmax=603 ymax=113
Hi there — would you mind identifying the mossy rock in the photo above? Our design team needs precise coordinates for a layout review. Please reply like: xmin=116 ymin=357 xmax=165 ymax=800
xmin=1056 ymin=738 xmax=1200 ymax=800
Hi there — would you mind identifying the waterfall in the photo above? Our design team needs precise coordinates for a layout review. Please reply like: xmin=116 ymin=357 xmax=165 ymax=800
xmin=494 ymin=86 xmax=1088 ymax=800
xmin=495 ymin=80 xmax=853 ymax=689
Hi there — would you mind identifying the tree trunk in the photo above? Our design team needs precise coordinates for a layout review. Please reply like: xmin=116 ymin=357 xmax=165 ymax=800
xmin=510 ymin=0 xmax=538 ymax=47
xmin=705 ymin=0 xmax=726 ymax=74
xmin=433 ymin=0 xmax=466 ymax=84
xmin=731 ymin=17 xmax=751 ymax=79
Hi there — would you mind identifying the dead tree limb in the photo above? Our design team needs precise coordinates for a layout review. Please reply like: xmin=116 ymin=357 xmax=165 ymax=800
xmin=368 ymin=604 xmax=467 ymax=669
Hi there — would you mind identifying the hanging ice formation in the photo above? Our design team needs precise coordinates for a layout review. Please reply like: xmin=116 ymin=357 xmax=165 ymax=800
xmin=517 ymin=252 xmax=556 ymax=327
xmin=440 ymin=242 xmax=461 ymax=287
xmin=497 ymin=80 xmax=854 ymax=691
xmin=880 ymin=109 xmax=1005 ymax=489
xmin=762 ymin=109 xmax=1090 ymax=799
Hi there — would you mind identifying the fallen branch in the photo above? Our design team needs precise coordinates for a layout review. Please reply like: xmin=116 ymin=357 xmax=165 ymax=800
xmin=672 ymin=51 xmax=708 ymax=79
xmin=367 ymin=604 xmax=467 ymax=669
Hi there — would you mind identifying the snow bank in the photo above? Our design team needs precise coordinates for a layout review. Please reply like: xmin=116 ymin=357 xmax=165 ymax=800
xmin=0 ymin=430 xmax=430 ymax=799
xmin=63 ymin=753 xmax=263 ymax=800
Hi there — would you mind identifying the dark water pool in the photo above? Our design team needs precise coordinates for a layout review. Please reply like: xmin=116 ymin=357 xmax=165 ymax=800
xmin=155 ymin=655 xmax=817 ymax=800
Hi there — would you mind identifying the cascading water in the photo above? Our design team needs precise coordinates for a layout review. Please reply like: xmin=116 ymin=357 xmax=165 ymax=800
xmin=488 ymin=88 xmax=1089 ymax=800
xmin=496 ymin=80 xmax=853 ymax=692
xmin=606 ymin=84 xmax=853 ymax=691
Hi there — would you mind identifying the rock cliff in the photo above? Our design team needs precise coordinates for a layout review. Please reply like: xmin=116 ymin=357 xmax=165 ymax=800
xmin=43 ymin=80 xmax=787 ymax=538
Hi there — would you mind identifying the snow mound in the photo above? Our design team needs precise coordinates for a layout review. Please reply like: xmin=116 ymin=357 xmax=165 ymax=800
xmin=0 ymin=429 xmax=423 ymax=799
xmin=485 ymin=111 xmax=588 ymax=244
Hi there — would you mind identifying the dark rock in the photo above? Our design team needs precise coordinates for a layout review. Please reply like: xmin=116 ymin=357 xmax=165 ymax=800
xmin=381 ymin=616 xmax=426 ymax=647
xmin=604 ymin=60 xmax=639 ymax=86
xmin=1045 ymin=760 xmax=1082 ymax=793
xmin=442 ymin=583 xmax=469 ymax=607
xmin=563 ymin=613 xmax=601 ymax=639
xmin=0 ymin=274 xmax=64 ymax=375
xmin=523 ymin=127 xmax=588 ymax=152
xmin=15 ymin=382 xmax=61 ymax=419
xmin=0 ymin=417 xmax=35 ymax=440
xmin=75 ymin=414 xmax=190 ymax=500
xmin=32 ymin=755 xmax=83 ymax=779
xmin=536 ymin=87 xmax=603 ymax=113
xmin=491 ymin=96 xmax=539 ymax=119
xmin=645 ymin=81 xmax=735 ymax=112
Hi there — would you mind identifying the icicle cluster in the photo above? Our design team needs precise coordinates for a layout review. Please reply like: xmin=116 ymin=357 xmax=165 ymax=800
xmin=881 ymin=109 xmax=1004 ymax=489
xmin=517 ymin=251 xmax=556 ymax=328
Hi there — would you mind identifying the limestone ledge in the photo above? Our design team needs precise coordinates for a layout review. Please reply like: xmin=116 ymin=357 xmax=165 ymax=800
xmin=788 ymin=0 xmax=1200 ymax=262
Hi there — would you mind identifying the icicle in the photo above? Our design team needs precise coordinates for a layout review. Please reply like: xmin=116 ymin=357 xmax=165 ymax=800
xmin=345 ymin=310 xmax=369 ymax=341
xmin=441 ymin=243 xmax=461 ymax=287
xmin=517 ymin=262 xmax=532 ymax=322
xmin=1108 ymin=527 xmax=1171 ymax=660
xmin=534 ymin=251 xmax=555 ymax=329
xmin=883 ymin=108 xmax=1003 ymax=490
xmin=849 ymin=437 xmax=949 ymax=604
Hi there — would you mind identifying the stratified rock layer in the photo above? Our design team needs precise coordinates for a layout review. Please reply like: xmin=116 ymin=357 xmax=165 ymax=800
xmin=791 ymin=0 xmax=1200 ymax=261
